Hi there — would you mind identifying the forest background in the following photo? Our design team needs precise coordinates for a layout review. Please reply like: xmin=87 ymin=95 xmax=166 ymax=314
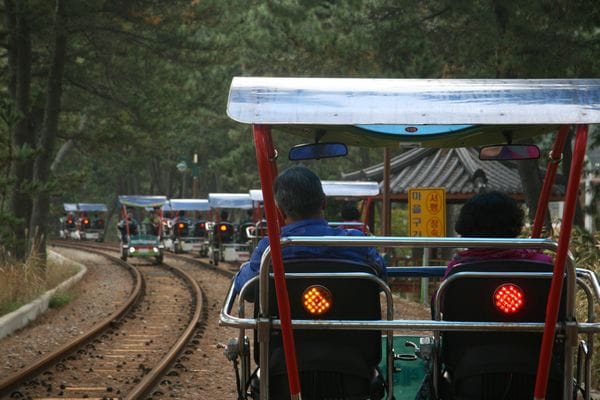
xmin=1 ymin=0 xmax=600 ymax=262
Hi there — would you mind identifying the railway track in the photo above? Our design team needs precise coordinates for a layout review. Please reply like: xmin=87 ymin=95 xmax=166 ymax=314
xmin=60 ymin=239 xmax=239 ymax=279
xmin=0 ymin=242 xmax=204 ymax=400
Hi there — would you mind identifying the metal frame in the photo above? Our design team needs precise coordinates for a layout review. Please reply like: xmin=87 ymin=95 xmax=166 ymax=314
xmin=118 ymin=195 xmax=166 ymax=261
xmin=223 ymin=77 xmax=600 ymax=400
xmin=221 ymin=236 xmax=600 ymax=400
xmin=162 ymin=199 xmax=210 ymax=253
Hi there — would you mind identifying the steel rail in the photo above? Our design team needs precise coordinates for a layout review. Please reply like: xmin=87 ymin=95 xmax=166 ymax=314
xmin=2 ymin=242 xmax=207 ymax=399
xmin=125 ymin=261 xmax=203 ymax=400
xmin=0 ymin=243 xmax=144 ymax=398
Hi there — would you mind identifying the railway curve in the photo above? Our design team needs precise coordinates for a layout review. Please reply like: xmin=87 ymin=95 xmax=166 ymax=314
xmin=0 ymin=242 xmax=204 ymax=400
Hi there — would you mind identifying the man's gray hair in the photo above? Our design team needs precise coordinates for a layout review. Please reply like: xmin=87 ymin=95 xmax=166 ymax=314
xmin=274 ymin=166 xmax=325 ymax=220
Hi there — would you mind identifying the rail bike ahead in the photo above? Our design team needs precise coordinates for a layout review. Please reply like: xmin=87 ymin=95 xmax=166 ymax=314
xmin=220 ymin=78 xmax=600 ymax=400
xmin=161 ymin=198 xmax=210 ymax=254
xmin=207 ymin=193 xmax=254 ymax=265
xmin=59 ymin=203 xmax=78 ymax=239
xmin=247 ymin=189 xmax=269 ymax=252
xmin=117 ymin=195 xmax=166 ymax=264
xmin=249 ymin=180 xmax=379 ymax=237
xmin=59 ymin=203 xmax=107 ymax=241
xmin=321 ymin=180 xmax=379 ymax=233
xmin=74 ymin=203 xmax=108 ymax=241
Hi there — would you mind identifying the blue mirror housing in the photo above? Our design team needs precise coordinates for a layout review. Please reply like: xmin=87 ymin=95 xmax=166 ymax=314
xmin=289 ymin=142 xmax=348 ymax=161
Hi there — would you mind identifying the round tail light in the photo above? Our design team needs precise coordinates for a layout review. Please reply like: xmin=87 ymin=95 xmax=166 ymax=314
xmin=302 ymin=285 xmax=333 ymax=316
xmin=494 ymin=283 xmax=524 ymax=314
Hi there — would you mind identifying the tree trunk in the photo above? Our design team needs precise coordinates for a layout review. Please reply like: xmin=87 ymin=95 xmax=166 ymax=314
xmin=6 ymin=0 xmax=35 ymax=260
xmin=29 ymin=0 xmax=67 ymax=261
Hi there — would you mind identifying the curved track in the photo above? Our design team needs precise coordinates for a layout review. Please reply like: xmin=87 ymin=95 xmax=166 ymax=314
xmin=0 ymin=242 xmax=204 ymax=400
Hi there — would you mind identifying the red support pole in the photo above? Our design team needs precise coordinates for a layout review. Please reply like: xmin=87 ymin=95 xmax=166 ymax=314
xmin=534 ymin=124 xmax=588 ymax=400
xmin=531 ymin=125 xmax=570 ymax=238
xmin=252 ymin=124 xmax=302 ymax=398
xmin=362 ymin=197 xmax=372 ymax=230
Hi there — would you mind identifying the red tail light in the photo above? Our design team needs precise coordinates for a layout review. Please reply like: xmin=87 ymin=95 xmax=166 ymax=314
xmin=67 ymin=219 xmax=73 ymax=224
xmin=494 ymin=283 xmax=524 ymax=314
xmin=198 ymin=223 xmax=205 ymax=229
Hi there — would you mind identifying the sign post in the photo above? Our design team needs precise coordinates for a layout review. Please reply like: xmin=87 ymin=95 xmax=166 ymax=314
xmin=408 ymin=188 xmax=446 ymax=303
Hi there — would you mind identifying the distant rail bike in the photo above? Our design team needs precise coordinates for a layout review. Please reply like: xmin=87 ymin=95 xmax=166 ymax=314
xmin=162 ymin=198 xmax=211 ymax=254
xmin=117 ymin=195 xmax=166 ymax=264
xmin=59 ymin=202 xmax=107 ymax=241
xmin=221 ymin=78 xmax=600 ymax=400
xmin=207 ymin=193 xmax=254 ymax=265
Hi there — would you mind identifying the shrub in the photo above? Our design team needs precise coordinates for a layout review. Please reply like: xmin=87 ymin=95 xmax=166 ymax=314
xmin=569 ymin=227 xmax=600 ymax=389
xmin=48 ymin=291 xmax=76 ymax=309
xmin=0 ymin=256 xmax=79 ymax=317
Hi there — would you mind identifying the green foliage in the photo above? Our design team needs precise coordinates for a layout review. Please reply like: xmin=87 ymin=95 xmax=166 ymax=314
xmin=48 ymin=290 xmax=76 ymax=309
xmin=2 ymin=0 xmax=599 ymax=245
xmin=569 ymin=227 xmax=600 ymax=388
xmin=366 ymin=0 xmax=600 ymax=78
xmin=0 ymin=301 xmax=22 ymax=316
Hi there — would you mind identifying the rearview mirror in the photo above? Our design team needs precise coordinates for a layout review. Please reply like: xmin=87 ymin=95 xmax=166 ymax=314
xmin=479 ymin=144 xmax=540 ymax=161
xmin=289 ymin=142 xmax=348 ymax=161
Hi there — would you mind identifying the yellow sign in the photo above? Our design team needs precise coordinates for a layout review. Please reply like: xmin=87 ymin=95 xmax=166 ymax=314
xmin=408 ymin=188 xmax=446 ymax=237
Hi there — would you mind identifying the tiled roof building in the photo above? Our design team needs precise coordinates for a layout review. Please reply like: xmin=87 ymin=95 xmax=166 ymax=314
xmin=343 ymin=147 xmax=565 ymax=200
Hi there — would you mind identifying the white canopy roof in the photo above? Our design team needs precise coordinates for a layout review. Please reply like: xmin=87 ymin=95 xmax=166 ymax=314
xmin=118 ymin=195 xmax=167 ymax=208
xmin=63 ymin=203 xmax=78 ymax=212
xmin=77 ymin=203 xmax=108 ymax=212
xmin=163 ymin=199 xmax=210 ymax=212
xmin=249 ymin=189 xmax=263 ymax=201
xmin=228 ymin=77 xmax=600 ymax=125
xmin=208 ymin=193 xmax=253 ymax=209
xmin=322 ymin=180 xmax=379 ymax=197
xmin=249 ymin=180 xmax=379 ymax=202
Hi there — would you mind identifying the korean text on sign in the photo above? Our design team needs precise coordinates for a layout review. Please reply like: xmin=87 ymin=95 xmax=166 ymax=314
xmin=408 ymin=188 xmax=446 ymax=237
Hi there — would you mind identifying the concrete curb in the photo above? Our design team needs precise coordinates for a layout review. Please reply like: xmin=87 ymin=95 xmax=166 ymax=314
xmin=0 ymin=250 xmax=87 ymax=340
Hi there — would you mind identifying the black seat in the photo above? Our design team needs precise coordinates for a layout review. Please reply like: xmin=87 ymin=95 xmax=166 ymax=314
xmin=238 ymin=222 xmax=255 ymax=243
xmin=174 ymin=219 xmax=190 ymax=237
xmin=192 ymin=220 xmax=206 ymax=237
xmin=436 ymin=259 xmax=565 ymax=400
xmin=255 ymin=259 xmax=385 ymax=400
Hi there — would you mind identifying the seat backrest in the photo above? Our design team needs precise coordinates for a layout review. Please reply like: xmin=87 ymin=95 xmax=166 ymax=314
xmin=438 ymin=259 xmax=565 ymax=399
xmin=259 ymin=259 xmax=383 ymax=382
xmin=192 ymin=220 xmax=206 ymax=237
xmin=238 ymin=222 xmax=254 ymax=243
xmin=173 ymin=219 xmax=189 ymax=236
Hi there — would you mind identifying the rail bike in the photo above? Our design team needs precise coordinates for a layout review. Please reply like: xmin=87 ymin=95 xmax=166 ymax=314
xmin=321 ymin=180 xmax=379 ymax=234
xmin=58 ymin=203 xmax=107 ymax=241
xmin=161 ymin=198 xmax=210 ymax=254
xmin=207 ymin=193 xmax=254 ymax=265
xmin=59 ymin=203 xmax=78 ymax=239
xmin=249 ymin=180 xmax=379 ymax=237
xmin=117 ymin=195 xmax=166 ymax=264
xmin=220 ymin=78 xmax=600 ymax=400
xmin=247 ymin=189 xmax=269 ymax=252
xmin=74 ymin=203 xmax=108 ymax=241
